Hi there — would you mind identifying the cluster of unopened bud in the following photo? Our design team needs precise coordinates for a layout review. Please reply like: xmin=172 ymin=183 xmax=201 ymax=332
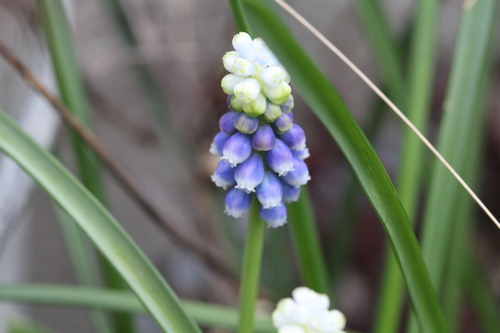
xmin=210 ymin=32 xmax=310 ymax=227
xmin=272 ymin=287 xmax=346 ymax=333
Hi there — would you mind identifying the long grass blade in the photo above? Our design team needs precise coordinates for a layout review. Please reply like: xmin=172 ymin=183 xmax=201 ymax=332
xmin=8 ymin=319 xmax=54 ymax=333
xmin=375 ymin=0 xmax=440 ymax=330
xmin=238 ymin=0 xmax=448 ymax=331
xmin=55 ymin=208 xmax=112 ymax=332
xmin=330 ymin=0 xmax=404 ymax=286
xmin=37 ymin=1 xmax=134 ymax=331
xmin=36 ymin=1 xmax=125 ymax=331
xmin=405 ymin=0 xmax=498 ymax=331
xmin=273 ymin=0 xmax=499 ymax=230
xmin=0 ymin=109 xmax=201 ymax=333
xmin=0 ymin=285 xmax=275 ymax=333
xmin=442 ymin=98 xmax=484 ymax=330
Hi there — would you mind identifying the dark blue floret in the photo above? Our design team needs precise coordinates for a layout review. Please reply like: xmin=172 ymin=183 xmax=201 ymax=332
xmin=266 ymin=139 xmax=294 ymax=176
xmin=252 ymin=124 xmax=275 ymax=151
xmin=234 ymin=153 xmax=265 ymax=193
xmin=225 ymin=187 xmax=252 ymax=218
xmin=222 ymin=132 xmax=252 ymax=167
xmin=219 ymin=110 xmax=240 ymax=135
xmin=259 ymin=204 xmax=287 ymax=228
xmin=256 ymin=171 xmax=283 ymax=208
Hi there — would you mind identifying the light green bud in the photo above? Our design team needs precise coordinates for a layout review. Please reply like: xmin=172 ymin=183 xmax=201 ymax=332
xmin=229 ymin=95 xmax=244 ymax=112
xmin=264 ymin=82 xmax=291 ymax=105
xmin=234 ymin=78 xmax=261 ymax=103
xmin=262 ymin=101 xmax=282 ymax=122
xmin=232 ymin=58 xmax=255 ymax=76
xmin=242 ymin=94 xmax=266 ymax=117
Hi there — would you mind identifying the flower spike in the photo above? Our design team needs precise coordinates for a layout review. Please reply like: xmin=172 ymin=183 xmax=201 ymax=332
xmin=211 ymin=33 xmax=311 ymax=227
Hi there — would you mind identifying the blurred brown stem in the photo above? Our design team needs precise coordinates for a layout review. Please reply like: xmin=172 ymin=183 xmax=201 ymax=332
xmin=0 ymin=39 xmax=238 ymax=282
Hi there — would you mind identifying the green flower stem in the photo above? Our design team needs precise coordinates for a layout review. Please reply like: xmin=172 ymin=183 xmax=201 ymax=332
xmin=0 ymin=285 xmax=275 ymax=333
xmin=288 ymin=187 xmax=329 ymax=296
xmin=374 ymin=0 xmax=440 ymax=330
xmin=263 ymin=223 xmax=294 ymax=299
xmin=238 ymin=199 xmax=266 ymax=333
xmin=37 ymin=1 xmax=129 ymax=332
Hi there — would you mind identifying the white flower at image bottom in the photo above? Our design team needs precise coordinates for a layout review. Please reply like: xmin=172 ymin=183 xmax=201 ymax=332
xmin=272 ymin=287 xmax=346 ymax=333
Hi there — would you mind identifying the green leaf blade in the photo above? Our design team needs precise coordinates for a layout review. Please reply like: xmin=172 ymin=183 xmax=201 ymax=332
xmin=239 ymin=1 xmax=448 ymax=331
xmin=0 ymin=110 xmax=201 ymax=333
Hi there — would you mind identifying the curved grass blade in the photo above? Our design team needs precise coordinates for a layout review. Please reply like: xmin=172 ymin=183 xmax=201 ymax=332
xmin=0 ymin=109 xmax=201 ymax=333
xmin=37 ymin=1 xmax=130 ymax=331
xmin=329 ymin=93 xmax=385 ymax=286
xmin=331 ymin=0 xmax=405 ymax=288
xmin=238 ymin=0 xmax=448 ymax=331
xmin=0 ymin=285 xmax=275 ymax=333
xmin=375 ymin=0 xmax=440 ymax=330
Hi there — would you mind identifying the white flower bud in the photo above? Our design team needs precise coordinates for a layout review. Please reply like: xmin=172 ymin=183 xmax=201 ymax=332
xmin=253 ymin=37 xmax=278 ymax=66
xmin=232 ymin=32 xmax=255 ymax=62
xmin=242 ymin=93 xmax=266 ymax=117
xmin=234 ymin=78 xmax=261 ymax=103
xmin=264 ymin=82 xmax=291 ymax=105
xmin=277 ymin=64 xmax=291 ymax=83
xmin=221 ymin=74 xmax=245 ymax=95
xmin=222 ymin=51 xmax=240 ymax=73
xmin=272 ymin=287 xmax=346 ymax=333
xmin=263 ymin=102 xmax=282 ymax=122
xmin=261 ymin=66 xmax=286 ymax=87
xmin=321 ymin=310 xmax=346 ymax=333
xmin=292 ymin=287 xmax=329 ymax=312
xmin=232 ymin=58 xmax=256 ymax=76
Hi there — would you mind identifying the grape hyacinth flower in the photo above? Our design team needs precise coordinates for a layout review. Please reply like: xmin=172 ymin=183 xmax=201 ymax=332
xmin=211 ymin=32 xmax=311 ymax=227
xmin=272 ymin=287 xmax=347 ymax=333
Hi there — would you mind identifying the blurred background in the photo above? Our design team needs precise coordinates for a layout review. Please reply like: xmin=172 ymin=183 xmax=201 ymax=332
xmin=0 ymin=0 xmax=499 ymax=332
